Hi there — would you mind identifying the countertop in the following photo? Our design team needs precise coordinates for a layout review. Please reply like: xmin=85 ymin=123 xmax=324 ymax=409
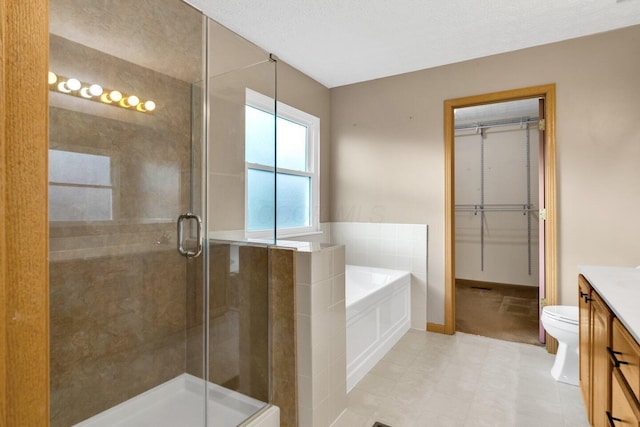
xmin=579 ymin=265 xmax=640 ymax=344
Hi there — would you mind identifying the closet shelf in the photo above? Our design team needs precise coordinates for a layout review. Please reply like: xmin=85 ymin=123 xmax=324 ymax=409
xmin=455 ymin=203 xmax=538 ymax=214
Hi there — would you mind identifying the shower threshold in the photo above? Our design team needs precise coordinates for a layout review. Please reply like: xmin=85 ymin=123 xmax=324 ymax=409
xmin=74 ymin=373 xmax=267 ymax=427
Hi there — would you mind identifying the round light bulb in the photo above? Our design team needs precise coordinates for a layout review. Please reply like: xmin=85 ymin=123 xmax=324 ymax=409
xmin=144 ymin=100 xmax=156 ymax=111
xmin=57 ymin=82 xmax=71 ymax=93
xmin=66 ymin=78 xmax=81 ymax=91
xmin=48 ymin=72 xmax=58 ymax=85
xmin=80 ymin=87 xmax=92 ymax=98
xmin=109 ymin=90 xmax=123 ymax=102
xmin=89 ymin=84 xmax=103 ymax=97
xmin=127 ymin=95 xmax=140 ymax=107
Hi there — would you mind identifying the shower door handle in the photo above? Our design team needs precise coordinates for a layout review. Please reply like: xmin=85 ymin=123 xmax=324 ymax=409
xmin=177 ymin=212 xmax=203 ymax=259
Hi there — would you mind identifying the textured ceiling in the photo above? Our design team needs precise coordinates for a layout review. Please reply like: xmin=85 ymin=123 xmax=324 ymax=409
xmin=186 ymin=0 xmax=640 ymax=88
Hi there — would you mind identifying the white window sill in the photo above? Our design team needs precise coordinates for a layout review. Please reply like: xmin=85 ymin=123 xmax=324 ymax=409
xmin=276 ymin=230 xmax=323 ymax=239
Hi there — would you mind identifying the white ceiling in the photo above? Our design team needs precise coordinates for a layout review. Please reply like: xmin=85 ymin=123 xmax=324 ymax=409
xmin=186 ymin=0 xmax=640 ymax=88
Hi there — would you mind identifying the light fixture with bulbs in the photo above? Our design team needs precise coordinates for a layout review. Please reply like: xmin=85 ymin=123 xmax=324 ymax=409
xmin=48 ymin=72 xmax=156 ymax=113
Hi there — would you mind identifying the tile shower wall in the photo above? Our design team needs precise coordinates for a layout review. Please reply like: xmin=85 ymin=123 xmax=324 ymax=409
xmin=48 ymin=26 xmax=196 ymax=425
xmin=187 ymin=243 xmax=298 ymax=426
xmin=329 ymin=222 xmax=428 ymax=329
xmin=296 ymin=245 xmax=347 ymax=427
xmin=50 ymin=250 xmax=187 ymax=426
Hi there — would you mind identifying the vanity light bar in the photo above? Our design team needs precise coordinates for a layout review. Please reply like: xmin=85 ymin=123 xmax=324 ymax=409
xmin=48 ymin=72 xmax=156 ymax=113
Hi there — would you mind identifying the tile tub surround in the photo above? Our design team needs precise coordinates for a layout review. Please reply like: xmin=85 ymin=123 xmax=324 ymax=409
xmin=329 ymin=222 xmax=428 ymax=329
xmin=296 ymin=244 xmax=347 ymax=427
xmin=335 ymin=330 xmax=589 ymax=427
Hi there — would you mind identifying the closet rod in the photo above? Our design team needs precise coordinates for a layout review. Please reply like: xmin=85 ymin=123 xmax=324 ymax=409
xmin=455 ymin=116 xmax=539 ymax=131
xmin=455 ymin=204 xmax=538 ymax=214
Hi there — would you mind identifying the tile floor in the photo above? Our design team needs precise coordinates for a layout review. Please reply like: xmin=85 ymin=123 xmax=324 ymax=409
xmin=333 ymin=330 xmax=589 ymax=427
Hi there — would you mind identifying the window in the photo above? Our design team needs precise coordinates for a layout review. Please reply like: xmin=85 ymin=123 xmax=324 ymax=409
xmin=245 ymin=89 xmax=320 ymax=237
xmin=49 ymin=149 xmax=114 ymax=222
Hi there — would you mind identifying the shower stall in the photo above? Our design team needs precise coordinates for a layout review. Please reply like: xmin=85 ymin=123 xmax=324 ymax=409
xmin=48 ymin=0 xmax=282 ymax=425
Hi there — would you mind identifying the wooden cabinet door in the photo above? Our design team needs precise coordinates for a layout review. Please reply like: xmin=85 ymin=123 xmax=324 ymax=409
xmin=592 ymin=291 xmax=613 ymax=427
xmin=579 ymin=275 xmax=592 ymax=422
xmin=611 ymin=369 xmax=640 ymax=427
xmin=613 ymin=318 xmax=640 ymax=401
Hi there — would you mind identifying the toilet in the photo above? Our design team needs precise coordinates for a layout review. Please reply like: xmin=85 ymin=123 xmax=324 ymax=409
xmin=541 ymin=305 xmax=579 ymax=386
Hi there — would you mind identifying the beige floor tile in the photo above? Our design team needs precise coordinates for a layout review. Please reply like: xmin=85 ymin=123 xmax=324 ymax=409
xmin=346 ymin=388 xmax=384 ymax=418
xmin=421 ymin=390 xmax=474 ymax=421
xmin=369 ymin=359 xmax=409 ymax=380
xmin=465 ymin=401 xmax=517 ymax=427
xmin=412 ymin=410 xmax=466 ymax=427
xmin=354 ymin=372 xmax=398 ymax=397
xmin=391 ymin=378 xmax=436 ymax=406
xmin=372 ymin=400 xmax=422 ymax=427
xmin=331 ymin=409 xmax=370 ymax=427
xmin=382 ymin=347 xmax=418 ymax=366
xmin=344 ymin=331 xmax=588 ymax=427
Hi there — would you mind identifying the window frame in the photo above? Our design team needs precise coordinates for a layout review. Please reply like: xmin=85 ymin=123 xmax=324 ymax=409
xmin=245 ymin=88 xmax=320 ymax=239
xmin=48 ymin=146 xmax=119 ymax=224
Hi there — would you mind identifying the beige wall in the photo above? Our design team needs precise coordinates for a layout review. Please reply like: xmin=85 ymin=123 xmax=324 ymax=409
xmin=207 ymin=21 xmax=331 ymax=234
xmin=330 ymin=24 xmax=640 ymax=324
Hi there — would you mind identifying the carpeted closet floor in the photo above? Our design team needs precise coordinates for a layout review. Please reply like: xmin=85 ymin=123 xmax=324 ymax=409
xmin=455 ymin=279 xmax=542 ymax=346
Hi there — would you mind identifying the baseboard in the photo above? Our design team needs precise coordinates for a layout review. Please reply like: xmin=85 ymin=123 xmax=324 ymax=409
xmin=426 ymin=322 xmax=446 ymax=334
xmin=546 ymin=334 xmax=558 ymax=354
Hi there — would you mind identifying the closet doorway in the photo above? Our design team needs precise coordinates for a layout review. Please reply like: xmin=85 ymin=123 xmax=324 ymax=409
xmin=443 ymin=85 xmax=558 ymax=352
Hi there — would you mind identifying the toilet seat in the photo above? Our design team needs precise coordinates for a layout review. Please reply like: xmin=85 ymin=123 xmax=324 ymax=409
xmin=543 ymin=305 xmax=578 ymax=325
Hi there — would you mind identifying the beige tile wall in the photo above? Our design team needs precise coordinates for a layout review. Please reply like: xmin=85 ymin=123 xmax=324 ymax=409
xmin=49 ymin=26 xmax=196 ymax=426
xmin=50 ymin=250 xmax=187 ymax=426
xmin=269 ymin=247 xmax=299 ymax=427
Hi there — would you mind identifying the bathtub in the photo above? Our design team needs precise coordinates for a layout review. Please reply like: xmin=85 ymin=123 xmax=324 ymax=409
xmin=346 ymin=265 xmax=411 ymax=391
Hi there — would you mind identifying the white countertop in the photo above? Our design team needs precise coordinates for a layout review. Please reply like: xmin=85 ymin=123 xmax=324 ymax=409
xmin=579 ymin=265 xmax=640 ymax=344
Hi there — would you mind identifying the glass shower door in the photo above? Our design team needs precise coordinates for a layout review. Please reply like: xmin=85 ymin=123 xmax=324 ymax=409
xmin=48 ymin=0 xmax=210 ymax=425
xmin=202 ymin=18 xmax=276 ymax=425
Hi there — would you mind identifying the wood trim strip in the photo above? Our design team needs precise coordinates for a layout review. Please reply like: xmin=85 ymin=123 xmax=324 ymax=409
xmin=2 ymin=1 xmax=50 ymax=425
xmin=443 ymin=84 xmax=558 ymax=350
xmin=426 ymin=323 xmax=446 ymax=334
xmin=1 ymin=0 xmax=7 ymax=422
xmin=543 ymin=85 xmax=558 ymax=354
xmin=443 ymin=99 xmax=455 ymax=335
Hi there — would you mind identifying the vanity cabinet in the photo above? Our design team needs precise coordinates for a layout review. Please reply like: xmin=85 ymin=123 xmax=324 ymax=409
xmin=579 ymin=274 xmax=640 ymax=426
xmin=607 ymin=319 xmax=640 ymax=426
xmin=579 ymin=274 xmax=613 ymax=427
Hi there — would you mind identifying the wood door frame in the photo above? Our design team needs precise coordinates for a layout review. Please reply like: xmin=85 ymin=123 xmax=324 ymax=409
xmin=1 ymin=0 xmax=50 ymax=425
xmin=443 ymin=84 xmax=558 ymax=353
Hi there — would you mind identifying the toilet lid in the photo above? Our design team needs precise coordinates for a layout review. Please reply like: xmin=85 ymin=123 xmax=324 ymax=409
xmin=543 ymin=305 xmax=578 ymax=324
